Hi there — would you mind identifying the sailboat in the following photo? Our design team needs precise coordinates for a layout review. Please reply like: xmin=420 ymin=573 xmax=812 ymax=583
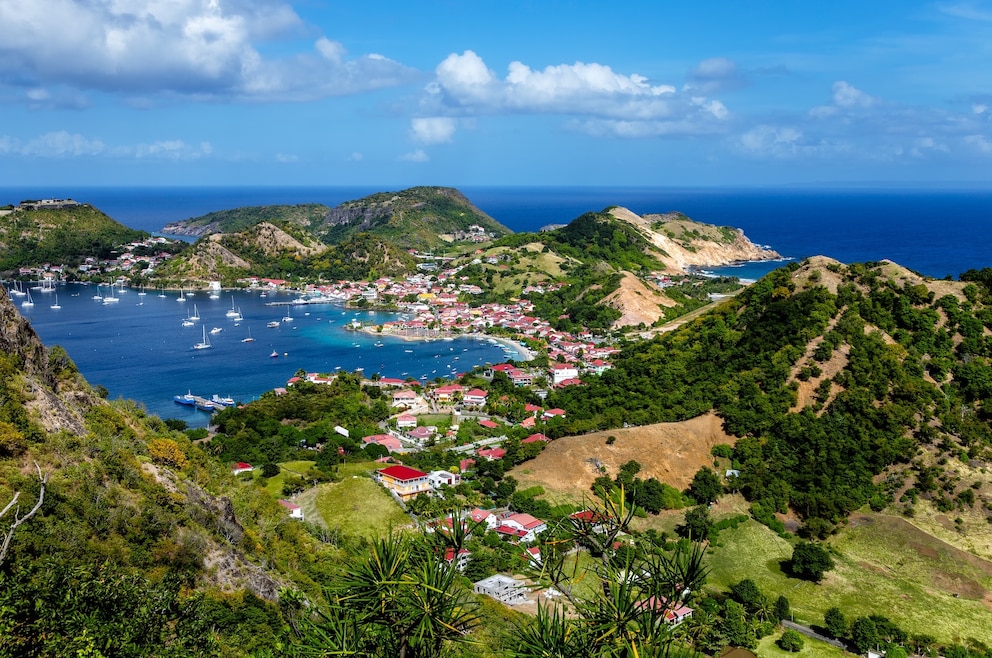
xmin=102 ymin=284 xmax=120 ymax=304
xmin=189 ymin=304 xmax=200 ymax=321
xmin=92 ymin=284 xmax=104 ymax=301
xmin=21 ymin=290 xmax=34 ymax=308
xmin=193 ymin=326 xmax=211 ymax=350
xmin=225 ymin=296 xmax=240 ymax=318
xmin=50 ymin=294 xmax=61 ymax=310
xmin=242 ymin=327 xmax=255 ymax=343
xmin=181 ymin=307 xmax=195 ymax=327
xmin=177 ymin=288 xmax=187 ymax=302
xmin=230 ymin=307 xmax=244 ymax=322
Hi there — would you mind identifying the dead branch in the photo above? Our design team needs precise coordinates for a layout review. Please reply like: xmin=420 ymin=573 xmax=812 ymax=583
xmin=0 ymin=461 xmax=48 ymax=566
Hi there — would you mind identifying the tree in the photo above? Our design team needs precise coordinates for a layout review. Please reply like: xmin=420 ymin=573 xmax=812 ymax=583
xmin=790 ymin=541 xmax=834 ymax=582
xmin=773 ymin=595 xmax=791 ymax=623
xmin=297 ymin=531 xmax=479 ymax=658
xmin=729 ymin=579 xmax=766 ymax=614
xmin=0 ymin=462 xmax=47 ymax=567
xmin=778 ymin=629 xmax=805 ymax=652
xmin=720 ymin=600 xmax=756 ymax=649
xmin=512 ymin=486 xmax=710 ymax=658
xmin=850 ymin=617 xmax=880 ymax=654
xmin=687 ymin=467 xmax=723 ymax=505
xmin=824 ymin=607 xmax=847 ymax=639
xmin=676 ymin=505 xmax=712 ymax=540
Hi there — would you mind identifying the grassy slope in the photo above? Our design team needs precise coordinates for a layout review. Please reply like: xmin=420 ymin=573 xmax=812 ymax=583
xmin=310 ymin=461 xmax=412 ymax=537
xmin=706 ymin=515 xmax=992 ymax=645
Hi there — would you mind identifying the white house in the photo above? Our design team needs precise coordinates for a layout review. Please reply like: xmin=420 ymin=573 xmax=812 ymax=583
xmin=428 ymin=470 xmax=461 ymax=490
xmin=473 ymin=574 xmax=528 ymax=604
xmin=498 ymin=512 xmax=548 ymax=543
xmin=278 ymin=499 xmax=305 ymax=521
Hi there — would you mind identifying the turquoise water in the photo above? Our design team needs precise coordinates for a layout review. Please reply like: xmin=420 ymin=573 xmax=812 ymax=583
xmin=15 ymin=284 xmax=516 ymax=427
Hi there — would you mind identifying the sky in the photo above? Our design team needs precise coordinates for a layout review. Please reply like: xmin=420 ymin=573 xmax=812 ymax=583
xmin=2 ymin=0 xmax=992 ymax=188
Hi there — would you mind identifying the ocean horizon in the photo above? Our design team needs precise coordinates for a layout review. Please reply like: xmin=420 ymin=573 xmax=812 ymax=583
xmin=5 ymin=184 xmax=992 ymax=426
xmin=4 ymin=184 xmax=991 ymax=279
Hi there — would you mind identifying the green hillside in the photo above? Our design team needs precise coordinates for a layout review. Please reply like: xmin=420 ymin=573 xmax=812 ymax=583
xmin=550 ymin=258 xmax=992 ymax=536
xmin=316 ymin=186 xmax=511 ymax=250
xmin=0 ymin=203 xmax=147 ymax=272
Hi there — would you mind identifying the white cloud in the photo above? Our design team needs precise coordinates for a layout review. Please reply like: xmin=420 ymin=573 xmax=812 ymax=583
xmin=938 ymin=2 xmax=992 ymax=21
xmin=420 ymin=51 xmax=728 ymax=137
xmin=830 ymin=81 xmax=878 ymax=109
xmin=0 ymin=130 xmax=216 ymax=160
xmin=349 ymin=152 xmax=364 ymax=161
xmin=684 ymin=57 xmax=744 ymax=94
xmin=410 ymin=117 xmax=456 ymax=144
xmin=810 ymin=81 xmax=879 ymax=118
xmin=21 ymin=131 xmax=107 ymax=157
xmin=399 ymin=149 xmax=429 ymax=162
xmin=964 ymin=134 xmax=992 ymax=153
xmin=739 ymin=125 xmax=805 ymax=157
xmin=0 ymin=0 xmax=419 ymax=103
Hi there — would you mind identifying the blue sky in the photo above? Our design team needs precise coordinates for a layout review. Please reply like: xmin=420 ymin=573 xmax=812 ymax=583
xmin=2 ymin=0 xmax=992 ymax=187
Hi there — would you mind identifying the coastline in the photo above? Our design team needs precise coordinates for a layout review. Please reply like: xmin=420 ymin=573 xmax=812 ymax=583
xmin=355 ymin=325 xmax=535 ymax=362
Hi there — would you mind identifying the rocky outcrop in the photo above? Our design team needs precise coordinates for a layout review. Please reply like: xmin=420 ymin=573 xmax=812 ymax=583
xmin=0 ymin=288 xmax=91 ymax=434
xmin=608 ymin=207 xmax=781 ymax=274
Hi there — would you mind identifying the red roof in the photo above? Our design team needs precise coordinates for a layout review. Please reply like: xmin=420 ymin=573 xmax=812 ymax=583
xmin=521 ymin=433 xmax=549 ymax=444
xmin=234 ymin=462 xmax=252 ymax=469
xmin=478 ymin=419 xmax=499 ymax=429
xmin=377 ymin=465 xmax=428 ymax=481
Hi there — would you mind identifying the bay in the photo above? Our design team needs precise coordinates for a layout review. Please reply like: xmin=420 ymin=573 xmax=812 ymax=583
xmin=5 ymin=184 xmax=992 ymax=427
xmin=15 ymin=283 xmax=517 ymax=427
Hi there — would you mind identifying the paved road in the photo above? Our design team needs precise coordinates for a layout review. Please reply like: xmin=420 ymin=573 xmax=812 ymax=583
xmin=782 ymin=620 xmax=847 ymax=650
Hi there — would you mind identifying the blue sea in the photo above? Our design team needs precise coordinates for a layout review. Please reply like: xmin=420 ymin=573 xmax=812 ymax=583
xmin=4 ymin=185 xmax=992 ymax=425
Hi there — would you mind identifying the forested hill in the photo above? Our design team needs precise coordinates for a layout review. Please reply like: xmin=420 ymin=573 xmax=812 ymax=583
xmin=161 ymin=186 xmax=512 ymax=251
xmin=548 ymin=257 xmax=992 ymax=535
xmin=0 ymin=202 xmax=147 ymax=272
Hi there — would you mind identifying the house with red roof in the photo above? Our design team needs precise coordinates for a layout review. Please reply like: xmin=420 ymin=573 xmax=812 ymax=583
xmin=443 ymin=547 xmax=471 ymax=571
xmin=477 ymin=447 xmax=506 ymax=461
xmin=500 ymin=512 xmax=547 ymax=542
xmin=634 ymin=596 xmax=694 ymax=626
xmin=550 ymin=363 xmax=579 ymax=386
xmin=406 ymin=426 xmax=433 ymax=442
xmin=459 ymin=458 xmax=476 ymax=472
xmin=463 ymin=388 xmax=488 ymax=406
xmin=278 ymin=499 xmax=305 ymax=521
xmin=396 ymin=413 xmax=418 ymax=428
xmin=543 ymin=408 xmax=566 ymax=420
xmin=521 ymin=433 xmax=549 ymax=444
xmin=392 ymin=390 xmax=418 ymax=407
xmin=363 ymin=434 xmax=403 ymax=453
xmin=432 ymin=384 xmax=464 ymax=403
xmin=478 ymin=419 xmax=500 ymax=430
xmin=232 ymin=462 xmax=254 ymax=475
xmin=374 ymin=465 xmax=431 ymax=502
xmin=519 ymin=416 xmax=537 ymax=428
xmin=469 ymin=508 xmax=499 ymax=530
xmin=555 ymin=377 xmax=583 ymax=388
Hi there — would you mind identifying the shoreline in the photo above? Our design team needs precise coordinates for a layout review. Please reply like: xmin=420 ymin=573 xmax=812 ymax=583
xmin=354 ymin=325 xmax=535 ymax=361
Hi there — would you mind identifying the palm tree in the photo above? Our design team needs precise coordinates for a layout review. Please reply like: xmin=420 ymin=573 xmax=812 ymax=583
xmin=299 ymin=532 xmax=479 ymax=658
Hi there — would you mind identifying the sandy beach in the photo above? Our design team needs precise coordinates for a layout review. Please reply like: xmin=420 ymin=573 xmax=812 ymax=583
xmin=355 ymin=325 xmax=536 ymax=361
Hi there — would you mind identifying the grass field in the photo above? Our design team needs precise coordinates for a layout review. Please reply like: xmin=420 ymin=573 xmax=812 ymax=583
xmin=310 ymin=467 xmax=413 ymax=538
xmin=261 ymin=460 xmax=316 ymax=497
xmin=757 ymin=629 xmax=850 ymax=658
xmin=706 ymin=514 xmax=992 ymax=646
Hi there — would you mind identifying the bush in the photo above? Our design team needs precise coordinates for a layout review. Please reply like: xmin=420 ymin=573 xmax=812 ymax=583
xmin=791 ymin=541 xmax=834 ymax=582
xmin=778 ymin=629 xmax=805 ymax=652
